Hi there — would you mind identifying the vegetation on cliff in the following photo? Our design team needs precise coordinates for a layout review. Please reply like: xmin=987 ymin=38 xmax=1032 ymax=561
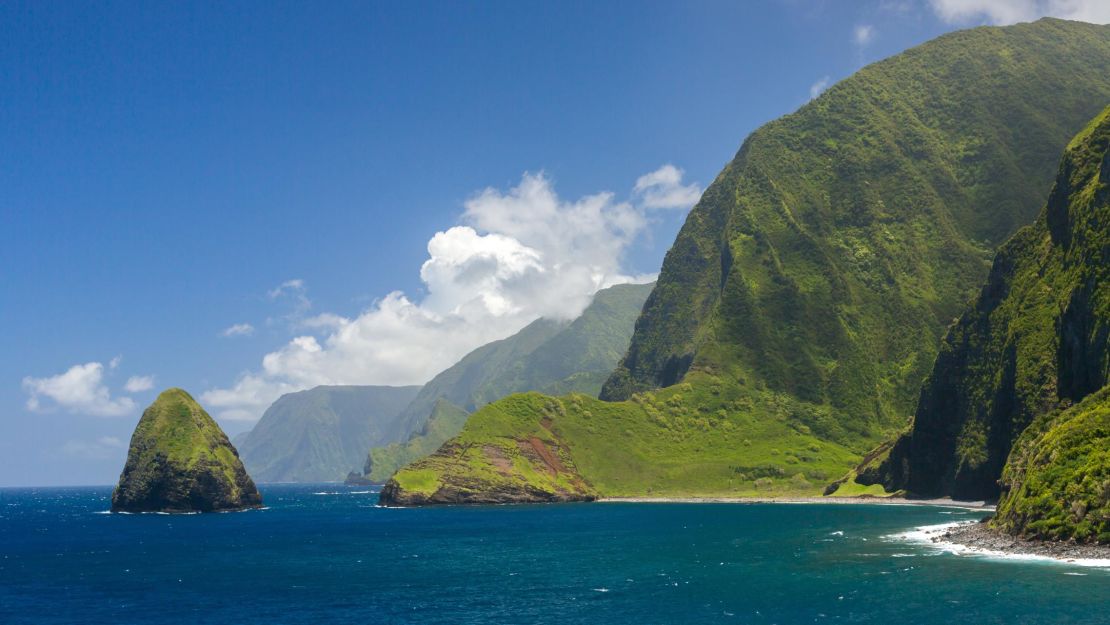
xmin=850 ymin=105 xmax=1110 ymax=503
xmin=993 ymin=388 xmax=1110 ymax=543
xmin=604 ymin=18 xmax=1110 ymax=437
xmin=112 ymin=388 xmax=262 ymax=512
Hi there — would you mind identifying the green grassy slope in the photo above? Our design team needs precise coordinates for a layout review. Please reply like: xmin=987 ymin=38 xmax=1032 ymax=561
xmin=237 ymin=384 xmax=421 ymax=482
xmin=112 ymin=388 xmax=262 ymax=512
xmin=359 ymin=282 xmax=652 ymax=481
xmin=383 ymin=374 xmax=867 ymax=504
xmin=383 ymin=20 xmax=1110 ymax=504
xmin=849 ymin=105 xmax=1110 ymax=501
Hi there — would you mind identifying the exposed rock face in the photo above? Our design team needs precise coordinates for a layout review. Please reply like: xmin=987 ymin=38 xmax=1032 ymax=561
xmin=861 ymin=105 xmax=1110 ymax=503
xmin=379 ymin=464 xmax=597 ymax=506
xmin=112 ymin=388 xmax=262 ymax=513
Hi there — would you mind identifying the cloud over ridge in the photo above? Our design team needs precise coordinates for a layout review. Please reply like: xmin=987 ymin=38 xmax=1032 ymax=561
xmin=202 ymin=166 xmax=700 ymax=422
xmin=928 ymin=0 xmax=1110 ymax=25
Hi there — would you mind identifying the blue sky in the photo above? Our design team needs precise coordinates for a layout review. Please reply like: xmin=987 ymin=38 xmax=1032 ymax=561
xmin=4 ymin=1 xmax=1106 ymax=486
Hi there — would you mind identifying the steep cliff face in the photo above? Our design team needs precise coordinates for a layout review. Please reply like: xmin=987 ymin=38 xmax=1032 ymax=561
xmin=112 ymin=389 xmax=262 ymax=513
xmin=859 ymin=105 xmax=1110 ymax=501
xmin=602 ymin=19 xmax=1110 ymax=447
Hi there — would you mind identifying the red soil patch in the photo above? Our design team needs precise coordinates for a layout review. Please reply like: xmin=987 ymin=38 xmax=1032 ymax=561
xmin=525 ymin=437 xmax=565 ymax=476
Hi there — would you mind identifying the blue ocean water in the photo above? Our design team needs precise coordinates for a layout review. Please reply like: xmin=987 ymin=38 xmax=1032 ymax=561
xmin=1 ymin=485 xmax=1106 ymax=624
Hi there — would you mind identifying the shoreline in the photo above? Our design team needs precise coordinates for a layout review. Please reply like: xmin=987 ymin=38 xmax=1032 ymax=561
xmin=895 ymin=520 xmax=1110 ymax=567
xmin=597 ymin=496 xmax=996 ymax=511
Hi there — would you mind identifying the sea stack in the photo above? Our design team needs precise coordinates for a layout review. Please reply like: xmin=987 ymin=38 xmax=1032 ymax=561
xmin=112 ymin=388 xmax=262 ymax=513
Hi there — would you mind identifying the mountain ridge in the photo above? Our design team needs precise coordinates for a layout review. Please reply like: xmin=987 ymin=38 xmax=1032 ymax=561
xmin=237 ymin=384 xmax=420 ymax=483
xmin=381 ymin=18 xmax=1110 ymax=505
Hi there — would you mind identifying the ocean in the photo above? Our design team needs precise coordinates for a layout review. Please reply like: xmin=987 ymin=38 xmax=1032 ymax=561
xmin=1 ymin=484 xmax=1106 ymax=624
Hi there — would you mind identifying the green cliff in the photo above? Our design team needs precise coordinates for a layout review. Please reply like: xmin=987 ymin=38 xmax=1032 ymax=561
xmin=849 ymin=106 xmax=1110 ymax=513
xmin=238 ymin=385 xmax=421 ymax=483
xmin=603 ymin=18 xmax=1110 ymax=428
xmin=112 ymin=388 xmax=262 ymax=513
xmin=382 ymin=19 xmax=1110 ymax=505
xmin=357 ymin=282 xmax=652 ymax=482
xmin=994 ymin=388 xmax=1110 ymax=543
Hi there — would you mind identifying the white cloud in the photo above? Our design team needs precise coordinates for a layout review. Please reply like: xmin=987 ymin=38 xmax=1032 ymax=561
xmin=23 ymin=362 xmax=136 ymax=417
xmin=222 ymin=323 xmax=255 ymax=337
xmin=633 ymin=165 xmax=703 ymax=210
xmin=929 ymin=0 xmax=1110 ymax=24
xmin=123 ymin=375 xmax=155 ymax=393
xmin=203 ymin=167 xmax=698 ymax=422
xmin=267 ymin=278 xmax=311 ymax=322
xmin=854 ymin=24 xmax=875 ymax=46
xmin=268 ymin=278 xmax=305 ymax=299
xmin=59 ymin=436 xmax=126 ymax=460
xmin=809 ymin=76 xmax=831 ymax=100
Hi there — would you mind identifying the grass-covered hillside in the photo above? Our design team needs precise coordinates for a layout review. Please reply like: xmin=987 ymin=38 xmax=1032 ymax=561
xmin=383 ymin=20 xmax=1110 ymax=504
xmin=237 ymin=385 xmax=421 ymax=482
xmin=358 ymin=282 xmax=652 ymax=482
xmin=848 ymin=105 xmax=1110 ymax=504
xmin=382 ymin=372 xmax=874 ymax=505
xmin=112 ymin=388 xmax=262 ymax=512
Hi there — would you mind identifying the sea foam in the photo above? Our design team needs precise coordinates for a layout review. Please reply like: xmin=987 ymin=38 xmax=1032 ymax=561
xmin=887 ymin=522 xmax=1110 ymax=569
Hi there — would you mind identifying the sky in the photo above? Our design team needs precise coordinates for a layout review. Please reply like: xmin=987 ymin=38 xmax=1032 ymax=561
xmin=4 ymin=0 xmax=1110 ymax=487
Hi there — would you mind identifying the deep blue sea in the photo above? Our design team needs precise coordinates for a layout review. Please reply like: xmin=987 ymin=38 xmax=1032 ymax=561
xmin=1 ymin=485 xmax=1107 ymax=624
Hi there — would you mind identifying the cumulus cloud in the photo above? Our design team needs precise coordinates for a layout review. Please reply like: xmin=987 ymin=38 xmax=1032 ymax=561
xmin=632 ymin=165 xmax=702 ymax=210
xmin=809 ymin=76 xmax=831 ymax=100
xmin=59 ymin=436 xmax=126 ymax=460
xmin=929 ymin=0 xmax=1110 ymax=24
xmin=203 ymin=167 xmax=699 ymax=422
xmin=222 ymin=323 xmax=255 ymax=337
xmin=23 ymin=362 xmax=136 ymax=417
xmin=854 ymin=24 xmax=875 ymax=46
xmin=123 ymin=375 xmax=155 ymax=393
xmin=267 ymin=278 xmax=312 ymax=322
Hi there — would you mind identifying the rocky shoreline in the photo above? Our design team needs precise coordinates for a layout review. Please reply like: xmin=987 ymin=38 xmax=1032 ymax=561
xmin=934 ymin=520 xmax=1110 ymax=563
